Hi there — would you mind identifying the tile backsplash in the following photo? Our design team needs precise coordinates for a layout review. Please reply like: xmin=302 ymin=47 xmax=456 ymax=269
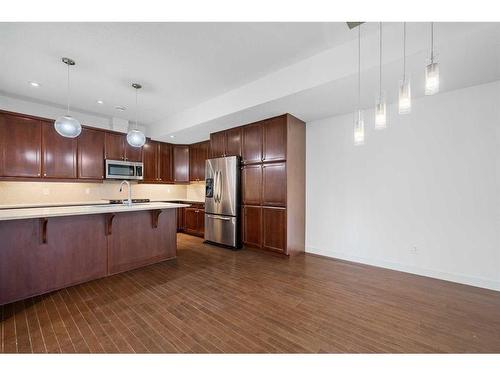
xmin=0 ymin=181 xmax=198 ymax=205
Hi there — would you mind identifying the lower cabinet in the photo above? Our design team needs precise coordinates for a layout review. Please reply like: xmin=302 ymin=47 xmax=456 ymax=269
xmin=107 ymin=210 xmax=176 ymax=274
xmin=0 ymin=215 xmax=108 ymax=305
xmin=176 ymin=203 xmax=205 ymax=237
xmin=243 ymin=205 xmax=262 ymax=248
xmin=243 ymin=206 xmax=287 ymax=254
xmin=262 ymin=207 xmax=287 ymax=254
xmin=0 ymin=209 xmax=178 ymax=306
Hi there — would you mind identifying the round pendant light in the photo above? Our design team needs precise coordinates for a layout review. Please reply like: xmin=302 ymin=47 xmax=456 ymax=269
xmin=127 ymin=83 xmax=146 ymax=148
xmin=54 ymin=57 xmax=82 ymax=138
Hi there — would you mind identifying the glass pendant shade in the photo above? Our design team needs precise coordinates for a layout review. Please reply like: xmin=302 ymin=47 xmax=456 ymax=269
xmin=425 ymin=62 xmax=440 ymax=95
xmin=398 ymin=79 xmax=411 ymax=114
xmin=54 ymin=115 xmax=82 ymax=138
xmin=127 ymin=129 xmax=146 ymax=148
xmin=375 ymin=96 xmax=387 ymax=129
xmin=354 ymin=110 xmax=365 ymax=146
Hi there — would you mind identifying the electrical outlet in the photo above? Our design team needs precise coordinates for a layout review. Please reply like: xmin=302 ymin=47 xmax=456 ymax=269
xmin=410 ymin=246 xmax=418 ymax=253
xmin=42 ymin=188 xmax=50 ymax=196
xmin=85 ymin=188 xmax=90 ymax=195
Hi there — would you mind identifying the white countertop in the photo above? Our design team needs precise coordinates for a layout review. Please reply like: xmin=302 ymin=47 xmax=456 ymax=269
xmin=0 ymin=202 xmax=190 ymax=221
xmin=0 ymin=198 xmax=204 ymax=210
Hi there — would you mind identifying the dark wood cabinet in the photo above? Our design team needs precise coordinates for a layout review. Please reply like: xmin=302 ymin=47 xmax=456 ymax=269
xmin=210 ymin=131 xmax=226 ymax=158
xmin=197 ymin=208 xmax=205 ymax=234
xmin=104 ymin=132 xmax=125 ymax=160
xmin=0 ymin=113 xmax=41 ymax=178
xmin=159 ymin=142 xmax=173 ymax=183
xmin=210 ymin=114 xmax=305 ymax=256
xmin=78 ymin=128 xmax=105 ymax=180
xmin=242 ymin=164 xmax=262 ymax=205
xmin=190 ymin=140 xmax=209 ymax=181
xmin=105 ymin=132 xmax=142 ymax=162
xmin=177 ymin=206 xmax=185 ymax=232
xmin=143 ymin=139 xmax=160 ymax=182
xmin=0 ymin=215 xmax=108 ymax=305
xmin=243 ymin=205 xmax=262 ymax=248
xmin=177 ymin=203 xmax=205 ymax=237
xmin=242 ymin=122 xmax=262 ymax=164
xmin=262 ymin=162 xmax=286 ymax=207
xmin=263 ymin=116 xmax=287 ymax=162
xmin=184 ymin=207 xmax=198 ymax=234
xmin=42 ymin=121 xmax=77 ymax=179
xmin=125 ymin=141 xmax=143 ymax=162
xmin=225 ymin=127 xmax=242 ymax=157
xmin=262 ymin=207 xmax=286 ymax=253
xmin=173 ymin=145 xmax=189 ymax=183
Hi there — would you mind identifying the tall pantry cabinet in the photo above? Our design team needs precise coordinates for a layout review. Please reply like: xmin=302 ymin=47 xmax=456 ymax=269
xmin=211 ymin=114 xmax=305 ymax=256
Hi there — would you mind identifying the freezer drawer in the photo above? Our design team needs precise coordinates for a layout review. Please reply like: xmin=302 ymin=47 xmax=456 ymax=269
xmin=204 ymin=214 xmax=240 ymax=248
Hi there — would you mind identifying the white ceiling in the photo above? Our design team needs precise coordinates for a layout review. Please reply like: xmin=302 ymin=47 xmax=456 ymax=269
xmin=0 ymin=22 xmax=368 ymax=123
xmin=0 ymin=22 xmax=499 ymax=143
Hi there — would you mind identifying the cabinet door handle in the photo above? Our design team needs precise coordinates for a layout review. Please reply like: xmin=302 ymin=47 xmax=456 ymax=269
xmin=43 ymin=173 xmax=47 ymax=177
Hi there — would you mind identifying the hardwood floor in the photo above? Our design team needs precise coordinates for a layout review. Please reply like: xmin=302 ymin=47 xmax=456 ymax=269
xmin=1 ymin=233 xmax=500 ymax=353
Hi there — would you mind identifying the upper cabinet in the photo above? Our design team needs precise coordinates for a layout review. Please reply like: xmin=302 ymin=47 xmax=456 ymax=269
xmin=142 ymin=140 xmax=175 ymax=184
xmin=104 ymin=132 xmax=125 ymax=160
xmin=209 ymin=131 xmax=226 ymax=158
xmin=173 ymin=145 xmax=189 ymax=183
xmin=159 ymin=142 xmax=173 ymax=183
xmin=209 ymin=127 xmax=241 ymax=159
xmin=104 ymin=132 xmax=143 ymax=162
xmin=0 ymin=113 xmax=42 ymax=178
xmin=225 ymin=127 xmax=242 ymax=157
xmin=41 ymin=121 xmax=78 ymax=179
xmin=125 ymin=142 xmax=143 ymax=162
xmin=143 ymin=139 xmax=160 ymax=182
xmin=262 ymin=116 xmax=287 ymax=162
xmin=190 ymin=140 xmax=209 ymax=181
xmin=242 ymin=122 xmax=263 ymax=164
xmin=77 ymin=128 xmax=105 ymax=180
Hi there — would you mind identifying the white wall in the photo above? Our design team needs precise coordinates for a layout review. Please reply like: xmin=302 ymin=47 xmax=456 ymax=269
xmin=306 ymin=81 xmax=500 ymax=291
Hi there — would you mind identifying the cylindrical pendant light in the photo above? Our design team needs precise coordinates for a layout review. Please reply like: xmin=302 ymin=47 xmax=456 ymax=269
xmin=399 ymin=23 xmax=411 ymax=115
xmin=425 ymin=22 xmax=440 ymax=95
xmin=354 ymin=24 xmax=365 ymax=146
xmin=375 ymin=22 xmax=387 ymax=129
xmin=127 ymin=83 xmax=146 ymax=148
xmin=54 ymin=57 xmax=82 ymax=138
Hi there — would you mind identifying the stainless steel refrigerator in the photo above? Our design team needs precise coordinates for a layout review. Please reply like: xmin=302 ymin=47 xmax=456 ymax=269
xmin=204 ymin=156 xmax=241 ymax=248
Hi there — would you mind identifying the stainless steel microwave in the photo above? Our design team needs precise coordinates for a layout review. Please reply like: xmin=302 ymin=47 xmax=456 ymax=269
xmin=105 ymin=159 xmax=144 ymax=180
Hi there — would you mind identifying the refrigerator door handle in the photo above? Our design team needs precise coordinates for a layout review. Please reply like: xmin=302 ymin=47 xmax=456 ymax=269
xmin=217 ymin=170 xmax=223 ymax=204
xmin=213 ymin=170 xmax=219 ymax=203
xmin=207 ymin=214 xmax=232 ymax=221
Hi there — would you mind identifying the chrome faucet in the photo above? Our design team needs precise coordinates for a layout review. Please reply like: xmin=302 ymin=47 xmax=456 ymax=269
xmin=119 ymin=180 xmax=132 ymax=206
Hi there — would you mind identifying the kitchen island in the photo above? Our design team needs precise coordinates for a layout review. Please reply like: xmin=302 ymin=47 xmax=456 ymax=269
xmin=0 ymin=202 xmax=188 ymax=305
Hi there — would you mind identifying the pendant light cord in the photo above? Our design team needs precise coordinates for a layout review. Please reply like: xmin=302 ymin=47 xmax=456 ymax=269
xmin=66 ymin=62 xmax=70 ymax=115
xmin=379 ymin=22 xmax=382 ymax=99
xmin=357 ymin=25 xmax=361 ymax=110
xmin=430 ymin=22 xmax=434 ymax=63
xmin=135 ymin=87 xmax=138 ymax=131
xmin=403 ymin=22 xmax=406 ymax=81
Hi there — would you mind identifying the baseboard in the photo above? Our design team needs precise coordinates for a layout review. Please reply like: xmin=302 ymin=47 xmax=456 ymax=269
xmin=306 ymin=246 xmax=500 ymax=292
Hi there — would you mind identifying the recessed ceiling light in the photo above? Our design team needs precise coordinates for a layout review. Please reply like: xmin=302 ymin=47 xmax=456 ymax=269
xmin=96 ymin=100 xmax=104 ymax=105
xmin=170 ymin=135 xmax=175 ymax=138
xmin=115 ymin=105 xmax=126 ymax=111
xmin=29 ymin=81 xmax=40 ymax=87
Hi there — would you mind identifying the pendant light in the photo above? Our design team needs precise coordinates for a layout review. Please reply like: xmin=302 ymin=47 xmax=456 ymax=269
xmin=375 ymin=22 xmax=387 ymax=129
xmin=398 ymin=23 xmax=411 ymax=114
xmin=127 ymin=83 xmax=146 ymax=148
xmin=425 ymin=22 xmax=440 ymax=95
xmin=353 ymin=24 xmax=365 ymax=146
xmin=54 ymin=57 xmax=82 ymax=138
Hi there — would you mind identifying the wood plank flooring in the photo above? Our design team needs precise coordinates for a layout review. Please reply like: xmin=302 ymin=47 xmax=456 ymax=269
xmin=2 ymin=233 xmax=500 ymax=353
